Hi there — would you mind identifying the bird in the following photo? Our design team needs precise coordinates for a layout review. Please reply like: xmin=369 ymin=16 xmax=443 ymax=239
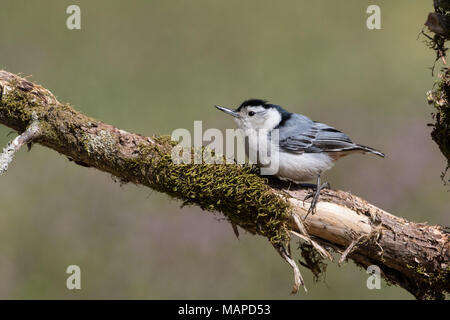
xmin=215 ymin=99 xmax=384 ymax=216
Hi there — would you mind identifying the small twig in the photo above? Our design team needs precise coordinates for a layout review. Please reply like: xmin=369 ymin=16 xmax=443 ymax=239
xmin=273 ymin=243 xmax=306 ymax=294
xmin=291 ymin=215 xmax=333 ymax=261
xmin=338 ymin=235 xmax=365 ymax=266
xmin=291 ymin=231 xmax=333 ymax=262
xmin=0 ymin=112 xmax=40 ymax=175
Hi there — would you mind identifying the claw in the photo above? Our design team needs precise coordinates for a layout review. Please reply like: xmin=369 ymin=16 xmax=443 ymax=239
xmin=302 ymin=191 xmax=314 ymax=204
xmin=302 ymin=175 xmax=329 ymax=220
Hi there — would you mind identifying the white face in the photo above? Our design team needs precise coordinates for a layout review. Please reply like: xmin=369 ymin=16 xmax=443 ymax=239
xmin=232 ymin=106 xmax=282 ymax=131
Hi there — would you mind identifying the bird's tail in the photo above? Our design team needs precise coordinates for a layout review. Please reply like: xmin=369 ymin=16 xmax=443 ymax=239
xmin=354 ymin=144 xmax=385 ymax=158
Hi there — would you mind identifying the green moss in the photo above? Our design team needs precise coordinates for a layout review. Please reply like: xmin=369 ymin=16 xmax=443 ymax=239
xmin=121 ymin=136 xmax=292 ymax=245
xmin=0 ymin=81 xmax=35 ymax=129
xmin=427 ymin=67 xmax=450 ymax=183
xmin=406 ymin=263 xmax=450 ymax=300
xmin=298 ymin=243 xmax=327 ymax=281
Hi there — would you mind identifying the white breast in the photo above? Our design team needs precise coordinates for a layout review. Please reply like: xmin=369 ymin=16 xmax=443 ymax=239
xmin=242 ymin=129 xmax=334 ymax=182
xmin=275 ymin=150 xmax=334 ymax=183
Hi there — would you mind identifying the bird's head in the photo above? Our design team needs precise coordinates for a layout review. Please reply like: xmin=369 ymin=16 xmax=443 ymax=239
xmin=215 ymin=99 xmax=290 ymax=131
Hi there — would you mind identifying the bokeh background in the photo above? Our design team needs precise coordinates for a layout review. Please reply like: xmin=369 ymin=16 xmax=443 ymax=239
xmin=0 ymin=0 xmax=448 ymax=299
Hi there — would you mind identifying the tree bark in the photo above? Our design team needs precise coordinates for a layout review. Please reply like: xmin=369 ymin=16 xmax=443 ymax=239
xmin=0 ymin=70 xmax=448 ymax=299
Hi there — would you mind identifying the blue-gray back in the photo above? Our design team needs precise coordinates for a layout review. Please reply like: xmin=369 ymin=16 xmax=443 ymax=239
xmin=277 ymin=113 xmax=355 ymax=153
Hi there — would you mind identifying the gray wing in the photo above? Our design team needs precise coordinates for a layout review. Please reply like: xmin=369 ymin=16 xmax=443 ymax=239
xmin=278 ymin=115 xmax=355 ymax=154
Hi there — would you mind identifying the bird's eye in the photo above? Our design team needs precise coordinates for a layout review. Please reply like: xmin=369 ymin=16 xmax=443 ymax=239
xmin=248 ymin=111 xmax=255 ymax=117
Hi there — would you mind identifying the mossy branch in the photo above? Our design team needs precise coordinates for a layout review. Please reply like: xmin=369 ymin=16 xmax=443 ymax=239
xmin=424 ymin=0 xmax=450 ymax=183
xmin=0 ymin=70 xmax=448 ymax=299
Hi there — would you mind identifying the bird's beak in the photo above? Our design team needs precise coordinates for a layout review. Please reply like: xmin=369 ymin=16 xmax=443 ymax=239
xmin=215 ymin=105 xmax=240 ymax=118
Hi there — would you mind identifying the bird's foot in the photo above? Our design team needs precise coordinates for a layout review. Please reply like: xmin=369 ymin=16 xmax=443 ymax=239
xmin=302 ymin=181 xmax=329 ymax=219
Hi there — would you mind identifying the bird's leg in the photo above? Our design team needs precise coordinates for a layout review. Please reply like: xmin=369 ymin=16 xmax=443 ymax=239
xmin=287 ymin=181 xmax=292 ymax=191
xmin=302 ymin=175 xmax=321 ymax=203
xmin=302 ymin=175 xmax=329 ymax=219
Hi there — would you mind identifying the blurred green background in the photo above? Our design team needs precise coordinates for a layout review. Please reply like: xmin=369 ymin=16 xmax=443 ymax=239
xmin=0 ymin=0 xmax=448 ymax=299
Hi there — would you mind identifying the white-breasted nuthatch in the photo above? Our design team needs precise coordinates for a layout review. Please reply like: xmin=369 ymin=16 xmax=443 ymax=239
xmin=215 ymin=99 xmax=384 ymax=215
